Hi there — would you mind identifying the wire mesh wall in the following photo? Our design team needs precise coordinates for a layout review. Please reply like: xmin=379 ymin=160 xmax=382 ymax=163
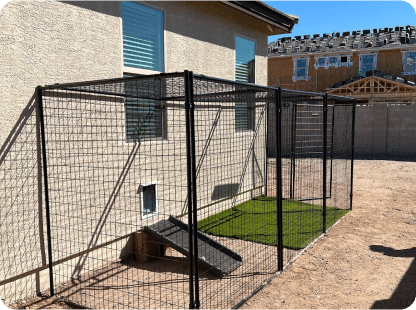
xmin=1 ymin=71 xmax=355 ymax=309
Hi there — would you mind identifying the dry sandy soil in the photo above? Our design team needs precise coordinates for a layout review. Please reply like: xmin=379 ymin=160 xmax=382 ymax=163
xmin=241 ymin=158 xmax=416 ymax=310
xmin=8 ymin=158 xmax=416 ymax=309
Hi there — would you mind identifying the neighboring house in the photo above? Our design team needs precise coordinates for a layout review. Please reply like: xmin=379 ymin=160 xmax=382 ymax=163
xmin=267 ymin=26 xmax=416 ymax=96
xmin=0 ymin=1 xmax=297 ymax=306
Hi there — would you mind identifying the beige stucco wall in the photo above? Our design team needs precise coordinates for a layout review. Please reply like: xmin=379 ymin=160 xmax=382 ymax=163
xmin=0 ymin=1 xmax=272 ymax=305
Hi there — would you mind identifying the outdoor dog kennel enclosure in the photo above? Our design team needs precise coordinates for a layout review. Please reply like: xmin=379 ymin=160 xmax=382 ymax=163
xmin=2 ymin=71 xmax=355 ymax=309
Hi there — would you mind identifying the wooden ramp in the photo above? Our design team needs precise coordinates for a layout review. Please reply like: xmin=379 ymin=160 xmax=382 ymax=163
xmin=144 ymin=216 xmax=242 ymax=277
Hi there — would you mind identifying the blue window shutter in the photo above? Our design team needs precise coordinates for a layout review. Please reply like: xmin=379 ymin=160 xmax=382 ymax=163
xmin=122 ymin=2 xmax=164 ymax=72
xmin=235 ymin=36 xmax=255 ymax=83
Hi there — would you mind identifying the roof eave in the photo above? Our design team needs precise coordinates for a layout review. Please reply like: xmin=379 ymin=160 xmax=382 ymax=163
xmin=222 ymin=1 xmax=298 ymax=35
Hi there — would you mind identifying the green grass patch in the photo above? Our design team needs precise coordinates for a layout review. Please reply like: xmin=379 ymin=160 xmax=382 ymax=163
xmin=198 ymin=196 xmax=349 ymax=250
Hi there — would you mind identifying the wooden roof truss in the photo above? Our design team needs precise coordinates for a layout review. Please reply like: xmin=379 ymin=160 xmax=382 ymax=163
xmin=327 ymin=76 xmax=416 ymax=104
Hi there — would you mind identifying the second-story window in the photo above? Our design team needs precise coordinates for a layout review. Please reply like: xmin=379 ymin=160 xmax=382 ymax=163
xmin=402 ymin=50 xmax=416 ymax=76
xmin=293 ymin=58 xmax=310 ymax=81
xmin=235 ymin=36 xmax=255 ymax=131
xmin=235 ymin=36 xmax=256 ymax=83
xmin=122 ymin=2 xmax=164 ymax=72
xmin=359 ymin=53 xmax=377 ymax=77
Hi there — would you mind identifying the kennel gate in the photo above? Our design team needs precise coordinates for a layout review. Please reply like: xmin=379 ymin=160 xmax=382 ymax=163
xmin=34 ymin=71 xmax=355 ymax=309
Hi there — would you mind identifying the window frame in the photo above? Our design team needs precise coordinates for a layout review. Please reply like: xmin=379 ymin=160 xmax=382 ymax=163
xmin=141 ymin=183 xmax=159 ymax=219
xmin=315 ymin=55 xmax=353 ymax=69
xmin=358 ymin=52 xmax=378 ymax=77
xmin=235 ymin=35 xmax=256 ymax=84
xmin=402 ymin=49 xmax=416 ymax=76
xmin=122 ymin=2 xmax=165 ymax=75
xmin=235 ymin=100 xmax=255 ymax=132
xmin=123 ymin=73 xmax=166 ymax=142
xmin=314 ymin=57 xmax=328 ymax=69
xmin=292 ymin=57 xmax=310 ymax=81
xmin=235 ymin=35 xmax=256 ymax=132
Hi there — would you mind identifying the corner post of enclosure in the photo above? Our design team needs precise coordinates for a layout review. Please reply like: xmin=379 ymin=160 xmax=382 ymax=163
xmin=189 ymin=71 xmax=200 ymax=309
xmin=275 ymin=88 xmax=283 ymax=271
xmin=184 ymin=71 xmax=195 ymax=309
xmin=322 ymin=93 xmax=328 ymax=234
xmin=36 ymin=86 xmax=55 ymax=297
xmin=350 ymin=98 xmax=356 ymax=210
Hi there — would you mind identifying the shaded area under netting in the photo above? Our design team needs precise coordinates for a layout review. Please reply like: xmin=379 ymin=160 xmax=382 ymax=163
xmin=198 ymin=196 xmax=349 ymax=250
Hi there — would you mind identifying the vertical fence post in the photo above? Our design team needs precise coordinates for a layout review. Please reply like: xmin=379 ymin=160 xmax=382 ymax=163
xmin=350 ymin=98 xmax=356 ymax=210
xmin=329 ymin=105 xmax=335 ymax=197
xmin=289 ymin=103 xmax=297 ymax=200
xmin=36 ymin=86 xmax=55 ymax=297
xmin=275 ymin=88 xmax=283 ymax=271
xmin=184 ymin=71 xmax=195 ymax=309
xmin=265 ymin=98 xmax=269 ymax=197
xmin=322 ymin=93 xmax=328 ymax=234
xmin=189 ymin=71 xmax=200 ymax=309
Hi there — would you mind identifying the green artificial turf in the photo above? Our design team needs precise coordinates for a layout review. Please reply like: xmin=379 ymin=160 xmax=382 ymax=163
xmin=197 ymin=196 xmax=349 ymax=250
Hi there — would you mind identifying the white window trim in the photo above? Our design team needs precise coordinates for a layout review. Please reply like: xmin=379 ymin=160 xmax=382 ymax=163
xmin=121 ymin=2 xmax=166 ymax=75
xmin=141 ymin=182 xmax=159 ymax=219
xmin=293 ymin=57 xmax=311 ymax=82
xmin=314 ymin=55 xmax=353 ymax=69
xmin=358 ymin=52 xmax=378 ymax=76
xmin=401 ymin=49 xmax=416 ymax=76
xmin=339 ymin=55 xmax=353 ymax=67
xmin=314 ymin=57 xmax=328 ymax=69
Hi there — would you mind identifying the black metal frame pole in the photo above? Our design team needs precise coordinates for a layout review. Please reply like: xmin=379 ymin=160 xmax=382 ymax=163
xmin=36 ymin=86 xmax=55 ymax=297
xmin=322 ymin=93 xmax=328 ymax=234
xmin=329 ymin=104 xmax=335 ymax=197
xmin=275 ymin=88 xmax=283 ymax=271
xmin=189 ymin=71 xmax=200 ymax=309
xmin=264 ymin=99 xmax=269 ymax=197
xmin=350 ymin=98 xmax=356 ymax=210
xmin=184 ymin=71 xmax=195 ymax=309
xmin=290 ymin=103 xmax=297 ymax=200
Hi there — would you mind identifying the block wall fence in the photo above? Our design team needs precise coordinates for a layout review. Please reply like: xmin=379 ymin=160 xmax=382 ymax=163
xmin=354 ymin=104 xmax=416 ymax=157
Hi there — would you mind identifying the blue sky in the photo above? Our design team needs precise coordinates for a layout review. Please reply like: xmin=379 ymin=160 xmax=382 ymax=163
xmin=266 ymin=1 xmax=416 ymax=43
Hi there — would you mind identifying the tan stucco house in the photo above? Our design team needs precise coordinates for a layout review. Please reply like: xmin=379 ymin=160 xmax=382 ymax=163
xmin=0 ymin=1 xmax=298 ymax=306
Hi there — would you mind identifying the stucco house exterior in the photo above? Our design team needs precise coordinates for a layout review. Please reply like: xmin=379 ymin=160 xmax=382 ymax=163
xmin=0 ymin=1 xmax=298 ymax=306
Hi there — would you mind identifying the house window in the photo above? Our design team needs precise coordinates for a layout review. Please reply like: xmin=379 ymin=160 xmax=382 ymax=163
xmin=124 ymin=75 xmax=165 ymax=141
xmin=235 ymin=101 xmax=254 ymax=131
xmin=122 ymin=2 xmax=164 ymax=72
xmin=315 ymin=57 xmax=328 ymax=69
xmin=235 ymin=36 xmax=255 ymax=131
xmin=292 ymin=58 xmax=310 ymax=81
xmin=235 ymin=36 xmax=255 ymax=83
xmin=402 ymin=50 xmax=416 ymax=76
xmin=359 ymin=53 xmax=377 ymax=76
xmin=328 ymin=56 xmax=339 ymax=67
xmin=314 ymin=55 xmax=352 ymax=70
xmin=141 ymin=184 xmax=158 ymax=218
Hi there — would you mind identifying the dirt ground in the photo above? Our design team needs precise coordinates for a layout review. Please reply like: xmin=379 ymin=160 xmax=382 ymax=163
xmin=8 ymin=158 xmax=416 ymax=309
xmin=241 ymin=158 xmax=416 ymax=310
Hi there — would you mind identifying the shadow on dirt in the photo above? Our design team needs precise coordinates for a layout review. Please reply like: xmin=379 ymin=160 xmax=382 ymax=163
xmin=370 ymin=245 xmax=416 ymax=309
